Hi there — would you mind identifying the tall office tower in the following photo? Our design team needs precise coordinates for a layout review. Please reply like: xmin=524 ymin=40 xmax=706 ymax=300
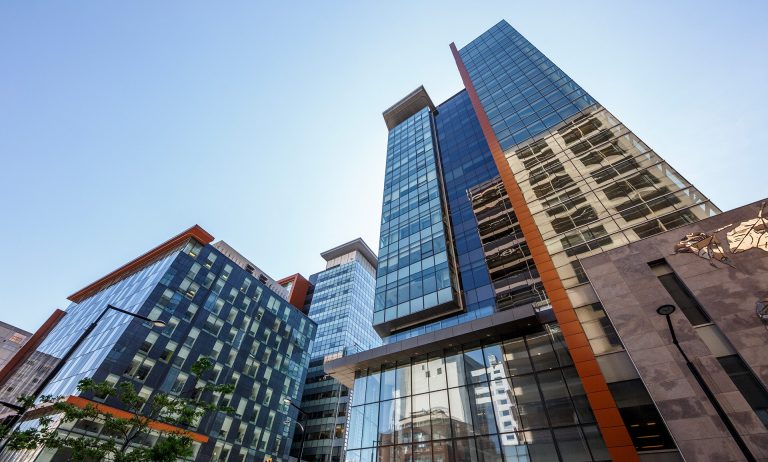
xmin=327 ymin=20 xmax=722 ymax=462
xmin=289 ymin=239 xmax=381 ymax=462
xmin=0 ymin=226 xmax=316 ymax=462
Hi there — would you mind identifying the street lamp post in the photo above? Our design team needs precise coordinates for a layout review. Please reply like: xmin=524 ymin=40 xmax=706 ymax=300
xmin=656 ymin=304 xmax=756 ymax=462
xmin=0 ymin=304 xmax=165 ymax=454
xmin=284 ymin=398 xmax=307 ymax=462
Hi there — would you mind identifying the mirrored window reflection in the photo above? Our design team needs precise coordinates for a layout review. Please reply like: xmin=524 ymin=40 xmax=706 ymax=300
xmin=346 ymin=326 xmax=676 ymax=460
xmin=429 ymin=390 xmax=451 ymax=440
xmin=428 ymin=354 xmax=447 ymax=391
xmin=378 ymin=399 xmax=395 ymax=446
xmin=412 ymin=357 xmax=430 ymax=395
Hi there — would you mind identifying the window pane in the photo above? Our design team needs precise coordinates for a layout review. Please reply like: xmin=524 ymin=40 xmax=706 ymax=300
xmin=453 ymin=437 xmax=479 ymax=462
xmin=608 ymin=379 xmax=676 ymax=451
xmin=366 ymin=372 xmax=381 ymax=404
xmin=465 ymin=346 xmax=488 ymax=384
xmin=362 ymin=403 xmax=379 ymax=449
xmin=553 ymin=426 xmax=591 ymax=462
xmin=381 ymin=367 xmax=397 ymax=401
xmin=412 ymin=393 xmax=431 ymax=442
xmin=538 ymin=370 xmax=578 ymax=426
xmin=377 ymin=445 xmax=394 ymax=462
xmin=349 ymin=406 xmax=364 ymax=449
xmin=395 ymin=397 xmax=412 ymax=444
xmin=449 ymin=386 xmax=475 ymax=437
xmin=396 ymin=363 xmax=412 ymax=397
xmin=513 ymin=375 xmax=548 ymax=429
xmin=352 ymin=374 xmax=367 ymax=407
xmin=503 ymin=338 xmax=533 ymax=376
xmin=561 ymin=367 xmax=594 ymax=423
xmin=476 ymin=434 xmax=503 ymax=462
xmin=379 ymin=400 xmax=396 ymax=446
xmin=395 ymin=444 xmax=412 ymax=462
xmin=428 ymin=354 xmax=448 ymax=391
xmin=527 ymin=429 xmax=558 ymax=462
xmin=429 ymin=390 xmax=451 ymax=440
xmin=413 ymin=442 xmax=431 ymax=462
xmin=526 ymin=332 xmax=559 ymax=371
xmin=412 ymin=357 xmax=430 ymax=395
xmin=472 ymin=383 xmax=498 ymax=435
xmin=446 ymin=349 xmax=467 ymax=388
xmin=483 ymin=343 xmax=509 ymax=379
xmin=490 ymin=377 xmax=520 ymax=433
xmin=500 ymin=432 xmax=529 ymax=462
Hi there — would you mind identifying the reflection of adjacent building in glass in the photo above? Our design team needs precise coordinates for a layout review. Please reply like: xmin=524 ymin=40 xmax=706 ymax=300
xmin=327 ymin=19 xmax=729 ymax=462
xmin=0 ymin=226 xmax=316 ymax=462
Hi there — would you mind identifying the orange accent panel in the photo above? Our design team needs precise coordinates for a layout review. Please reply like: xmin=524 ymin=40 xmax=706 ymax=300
xmin=68 ymin=225 xmax=214 ymax=303
xmin=563 ymin=332 xmax=589 ymax=349
xmin=600 ymin=426 xmax=635 ymax=448
xmin=608 ymin=446 xmax=642 ymax=461
xmin=450 ymin=42 xmax=639 ymax=461
xmin=594 ymin=407 xmax=626 ymax=427
xmin=581 ymin=374 xmax=609 ymax=393
xmin=65 ymin=396 xmax=208 ymax=443
xmin=277 ymin=273 xmax=311 ymax=313
xmin=0 ymin=309 xmax=66 ymax=386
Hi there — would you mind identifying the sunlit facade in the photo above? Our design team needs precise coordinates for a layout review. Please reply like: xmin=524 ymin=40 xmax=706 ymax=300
xmin=0 ymin=226 xmax=316 ymax=462
xmin=290 ymin=239 xmax=380 ymax=462
xmin=328 ymin=20 xmax=722 ymax=462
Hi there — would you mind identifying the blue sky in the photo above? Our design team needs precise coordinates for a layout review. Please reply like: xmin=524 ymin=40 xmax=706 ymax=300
xmin=1 ymin=1 xmax=766 ymax=332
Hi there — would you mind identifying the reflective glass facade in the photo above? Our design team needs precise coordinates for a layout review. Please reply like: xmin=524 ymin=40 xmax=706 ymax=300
xmin=292 ymin=245 xmax=380 ymax=462
xmin=374 ymin=107 xmax=462 ymax=335
xmin=6 ymin=236 xmax=316 ymax=462
xmin=325 ymin=18 xmax=732 ymax=462
xmin=310 ymin=258 xmax=379 ymax=358
xmin=502 ymin=104 xmax=718 ymax=288
xmin=347 ymin=325 xmax=611 ymax=462
xmin=459 ymin=21 xmax=595 ymax=151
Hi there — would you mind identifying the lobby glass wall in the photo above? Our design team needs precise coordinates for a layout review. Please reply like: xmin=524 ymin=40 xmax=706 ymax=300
xmin=346 ymin=325 xmax=614 ymax=462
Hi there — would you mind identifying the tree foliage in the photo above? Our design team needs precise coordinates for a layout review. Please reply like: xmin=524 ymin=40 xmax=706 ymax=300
xmin=2 ymin=357 xmax=234 ymax=462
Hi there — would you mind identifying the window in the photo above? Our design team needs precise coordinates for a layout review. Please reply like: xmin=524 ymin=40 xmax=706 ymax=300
xmin=159 ymin=341 xmax=177 ymax=363
xmin=608 ymin=379 xmax=676 ymax=451
xmin=139 ymin=332 xmax=159 ymax=354
xmin=649 ymin=260 xmax=710 ymax=325
xmin=718 ymin=355 xmax=768 ymax=427
xmin=125 ymin=356 xmax=155 ymax=381
xmin=203 ymin=314 xmax=224 ymax=336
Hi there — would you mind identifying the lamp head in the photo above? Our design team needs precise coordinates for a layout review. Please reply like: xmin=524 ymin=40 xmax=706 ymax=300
xmin=656 ymin=304 xmax=676 ymax=316
xmin=152 ymin=320 xmax=167 ymax=328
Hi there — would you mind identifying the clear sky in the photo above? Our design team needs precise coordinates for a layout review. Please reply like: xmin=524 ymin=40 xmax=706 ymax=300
xmin=1 ymin=1 xmax=766 ymax=332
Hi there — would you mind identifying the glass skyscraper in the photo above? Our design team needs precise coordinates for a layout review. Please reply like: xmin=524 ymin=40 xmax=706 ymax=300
xmin=328 ymin=20 xmax=719 ymax=462
xmin=289 ymin=239 xmax=381 ymax=462
xmin=0 ymin=226 xmax=316 ymax=462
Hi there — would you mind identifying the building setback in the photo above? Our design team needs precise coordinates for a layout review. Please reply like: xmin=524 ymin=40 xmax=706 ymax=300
xmin=0 ymin=226 xmax=316 ymax=462
xmin=323 ymin=19 xmax=757 ymax=462
xmin=288 ymin=239 xmax=381 ymax=462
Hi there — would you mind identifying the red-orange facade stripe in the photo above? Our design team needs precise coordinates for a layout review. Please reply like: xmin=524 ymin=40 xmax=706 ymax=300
xmin=68 ymin=225 xmax=214 ymax=303
xmin=0 ymin=309 xmax=66 ymax=387
xmin=65 ymin=396 xmax=209 ymax=443
xmin=450 ymin=42 xmax=639 ymax=460
xmin=276 ymin=273 xmax=311 ymax=312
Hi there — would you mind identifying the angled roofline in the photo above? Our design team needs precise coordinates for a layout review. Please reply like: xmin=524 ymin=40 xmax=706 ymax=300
xmin=320 ymin=238 xmax=378 ymax=268
xmin=382 ymin=85 xmax=436 ymax=130
xmin=67 ymin=225 xmax=214 ymax=303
